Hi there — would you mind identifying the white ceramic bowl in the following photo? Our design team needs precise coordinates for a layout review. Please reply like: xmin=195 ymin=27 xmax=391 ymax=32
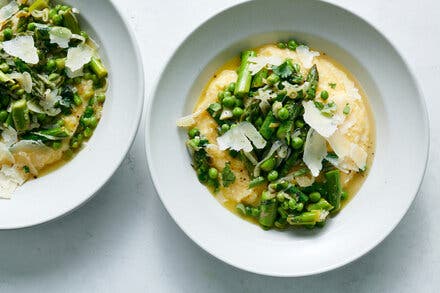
xmin=146 ymin=0 xmax=429 ymax=276
xmin=0 ymin=0 xmax=144 ymax=229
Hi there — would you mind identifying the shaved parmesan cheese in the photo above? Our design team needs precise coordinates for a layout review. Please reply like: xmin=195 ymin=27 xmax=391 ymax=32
xmin=343 ymin=78 xmax=362 ymax=101
xmin=248 ymin=56 xmax=283 ymax=75
xmin=217 ymin=121 xmax=266 ymax=153
xmin=296 ymin=45 xmax=319 ymax=69
xmin=254 ymin=87 xmax=276 ymax=112
xmin=327 ymin=131 xmax=367 ymax=171
xmin=2 ymin=35 xmax=39 ymax=64
xmin=1 ymin=126 xmax=17 ymax=146
xmin=0 ymin=166 xmax=25 ymax=199
xmin=50 ymin=26 xmax=72 ymax=48
xmin=0 ymin=142 xmax=14 ymax=164
xmin=302 ymin=101 xmax=343 ymax=138
xmin=319 ymin=210 xmax=329 ymax=221
xmin=10 ymin=139 xmax=48 ymax=152
xmin=9 ymin=71 xmax=32 ymax=93
xmin=66 ymin=44 xmax=93 ymax=72
xmin=303 ymin=129 xmax=327 ymax=177
xmin=40 ymin=89 xmax=61 ymax=116
xmin=0 ymin=1 xmax=18 ymax=23
xmin=176 ymin=103 xmax=210 ymax=127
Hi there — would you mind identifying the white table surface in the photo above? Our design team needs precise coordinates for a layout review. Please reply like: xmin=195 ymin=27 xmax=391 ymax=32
xmin=0 ymin=0 xmax=438 ymax=292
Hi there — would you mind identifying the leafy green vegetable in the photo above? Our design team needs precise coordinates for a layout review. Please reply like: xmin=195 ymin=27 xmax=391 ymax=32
xmin=222 ymin=162 xmax=236 ymax=187
xmin=272 ymin=59 xmax=295 ymax=79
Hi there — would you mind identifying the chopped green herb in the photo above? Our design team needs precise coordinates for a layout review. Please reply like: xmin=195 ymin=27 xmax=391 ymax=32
xmin=222 ymin=162 xmax=236 ymax=187
xmin=329 ymin=82 xmax=337 ymax=89
xmin=343 ymin=103 xmax=351 ymax=115
xmin=272 ymin=59 xmax=295 ymax=79
xmin=23 ymin=166 xmax=30 ymax=173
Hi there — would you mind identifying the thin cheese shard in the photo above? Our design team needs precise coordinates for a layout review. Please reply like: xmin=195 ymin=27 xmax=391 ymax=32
xmin=3 ymin=35 xmax=39 ymax=64
xmin=217 ymin=121 xmax=266 ymax=152
xmin=9 ymin=71 xmax=33 ymax=93
xmin=248 ymin=56 xmax=283 ymax=75
xmin=0 ymin=1 xmax=18 ymax=23
xmin=66 ymin=44 xmax=93 ymax=72
xmin=296 ymin=45 xmax=319 ymax=69
xmin=0 ymin=166 xmax=25 ymax=199
xmin=303 ymin=101 xmax=342 ymax=138
xmin=303 ymin=129 xmax=327 ymax=177
xmin=50 ymin=26 xmax=72 ymax=48
xmin=327 ymin=131 xmax=367 ymax=171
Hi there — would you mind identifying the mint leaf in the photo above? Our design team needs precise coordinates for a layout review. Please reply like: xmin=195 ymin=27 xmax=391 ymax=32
xmin=222 ymin=162 xmax=236 ymax=187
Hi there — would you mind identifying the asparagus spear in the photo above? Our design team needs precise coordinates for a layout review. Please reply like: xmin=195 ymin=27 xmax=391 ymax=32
xmin=306 ymin=64 xmax=319 ymax=99
xmin=259 ymin=110 xmax=276 ymax=139
xmin=325 ymin=170 xmax=342 ymax=211
xmin=11 ymin=99 xmax=30 ymax=131
xmin=89 ymin=57 xmax=108 ymax=79
xmin=307 ymin=198 xmax=334 ymax=211
xmin=287 ymin=210 xmax=326 ymax=226
xmin=234 ymin=50 xmax=256 ymax=97
xmin=276 ymin=101 xmax=301 ymax=142
xmin=258 ymin=199 xmax=278 ymax=228
xmin=62 ymin=9 xmax=81 ymax=34
xmin=29 ymin=0 xmax=49 ymax=12
xmin=251 ymin=68 xmax=268 ymax=88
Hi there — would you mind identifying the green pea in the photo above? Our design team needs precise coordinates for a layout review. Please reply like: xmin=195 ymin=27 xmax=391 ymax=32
xmin=87 ymin=116 xmax=98 ymax=128
xmin=232 ymin=107 xmax=243 ymax=117
xmin=276 ymin=192 xmax=285 ymax=202
xmin=73 ymin=94 xmax=82 ymax=106
xmin=46 ymin=59 xmax=56 ymax=72
xmin=0 ymin=63 xmax=9 ymax=73
xmin=287 ymin=40 xmax=298 ymax=51
xmin=309 ymin=192 xmax=321 ymax=203
xmin=260 ymin=157 xmax=276 ymax=172
xmin=267 ymin=170 xmax=278 ymax=182
xmin=3 ymin=28 xmax=13 ymax=40
xmin=229 ymin=123 xmax=237 ymax=130
xmin=220 ymin=123 xmax=230 ymax=133
xmin=223 ymin=90 xmax=232 ymax=98
xmin=291 ymin=137 xmax=304 ymax=149
xmin=320 ymin=90 xmax=329 ymax=100
xmin=83 ymin=127 xmax=93 ymax=138
xmin=55 ymin=58 xmax=65 ymax=70
xmin=222 ymin=96 xmax=236 ymax=108
xmin=208 ymin=167 xmax=218 ymax=179
xmin=96 ymin=93 xmax=106 ymax=103
xmin=188 ymin=128 xmax=200 ymax=138
xmin=277 ymin=107 xmax=289 ymax=120
xmin=267 ymin=73 xmax=280 ymax=85
xmin=277 ymin=42 xmax=287 ymax=49
xmin=0 ymin=110 xmax=8 ymax=123
xmin=227 ymin=82 xmax=236 ymax=92
xmin=27 ymin=23 xmax=36 ymax=31
xmin=52 ymin=14 xmax=63 ymax=25
xmin=288 ymin=199 xmax=296 ymax=210
xmin=295 ymin=119 xmax=305 ymax=128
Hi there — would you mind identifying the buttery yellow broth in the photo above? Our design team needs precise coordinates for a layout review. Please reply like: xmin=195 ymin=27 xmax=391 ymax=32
xmin=192 ymin=44 xmax=375 ymax=219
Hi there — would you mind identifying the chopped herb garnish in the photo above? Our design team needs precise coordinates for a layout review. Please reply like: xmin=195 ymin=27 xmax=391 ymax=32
xmin=343 ymin=103 xmax=350 ymax=115
xmin=329 ymin=82 xmax=337 ymax=89
xmin=23 ymin=166 xmax=30 ymax=173
xmin=222 ymin=162 xmax=236 ymax=187
xmin=272 ymin=59 xmax=295 ymax=79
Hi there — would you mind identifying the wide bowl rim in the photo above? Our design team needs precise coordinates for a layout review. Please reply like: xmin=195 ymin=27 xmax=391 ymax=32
xmin=0 ymin=0 xmax=145 ymax=230
xmin=145 ymin=0 xmax=429 ymax=277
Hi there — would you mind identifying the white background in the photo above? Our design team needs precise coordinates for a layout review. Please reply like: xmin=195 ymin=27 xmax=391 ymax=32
xmin=0 ymin=0 xmax=439 ymax=292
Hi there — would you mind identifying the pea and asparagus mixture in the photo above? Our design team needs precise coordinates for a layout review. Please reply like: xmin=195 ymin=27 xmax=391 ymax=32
xmin=183 ymin=40 xmax=368 ymax=230
xmin=0 ymin=0 xmax=107 ymax=195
